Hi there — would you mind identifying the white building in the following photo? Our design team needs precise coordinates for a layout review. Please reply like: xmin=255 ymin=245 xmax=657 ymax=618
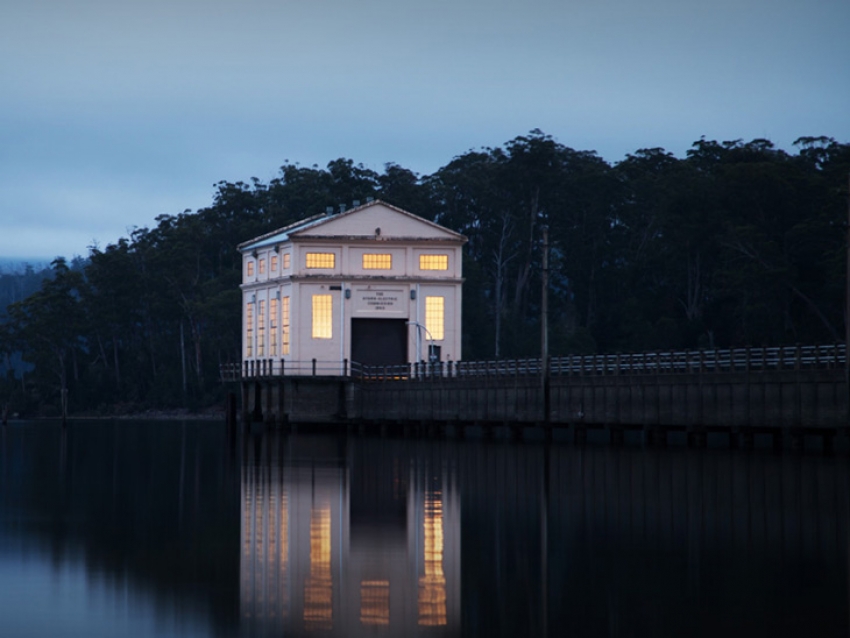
xmin=238 ymin=200 xmax=466 ymax=375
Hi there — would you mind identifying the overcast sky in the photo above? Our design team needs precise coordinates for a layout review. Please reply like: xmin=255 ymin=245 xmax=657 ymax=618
xmin=2 ymin=0 xmax=848 ymax=261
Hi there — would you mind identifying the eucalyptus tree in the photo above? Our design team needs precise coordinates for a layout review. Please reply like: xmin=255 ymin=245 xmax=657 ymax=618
xmin=607 ymin=146 xmax=725 ymax=349
xmin=540 ymin=142 xmax=616 ymax=351
xmin=429 ymin=148 xmax=511 ymax=357
xmin=85 ymin=239 xmax=142 ymax=396
xmin=687 ymin=139 xmax=843 ymax=345
xmin=377 ymin=163 xmax=434 ymax=216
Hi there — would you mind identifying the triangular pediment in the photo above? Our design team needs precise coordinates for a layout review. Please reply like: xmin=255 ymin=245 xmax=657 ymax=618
xmin=238 ymin=200 xmax=465 ymax=251
xmin=291 ymin=201 xmax=465 ymax=242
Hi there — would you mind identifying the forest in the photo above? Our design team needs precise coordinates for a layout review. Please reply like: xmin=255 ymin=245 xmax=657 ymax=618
xmin=1 ymin=130 xmax=849 ymax=416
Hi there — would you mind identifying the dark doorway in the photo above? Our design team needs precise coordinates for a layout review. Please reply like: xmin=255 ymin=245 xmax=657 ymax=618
xmin=351 ymin=318 xmax=407 ymax=367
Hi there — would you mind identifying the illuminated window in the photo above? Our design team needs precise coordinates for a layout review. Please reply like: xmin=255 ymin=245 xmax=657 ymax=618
xmin=283 ymin=253 xmax=291 ymax=269
xmin=271 ymin=254 xmax=278 ymax=272
xmin=419 ymin=254 xmax=448 ymax=270
xmin=257 ymin=300 xmax=265 ymax=356
xmin=259 ymin=258 xmax=266 ymax=274
xmin=362 ymin=254 xmax=392 ymax=270
xmin=282 ymin=296 xmax=290 ymax=355
xmin=312 ymin=295 xmax=332 ymax=339
xmin=306 ymin=253 xmax=335 ymax=269
xmin=246 ymin=261 xmax=255 ymax=277
xmin=425 ymin=296 xmax=444 ymax=340
xmin=269 ymin=298 xmax=278 ymax=356
xmin=245 ymin=303 xmax=253 ymax=357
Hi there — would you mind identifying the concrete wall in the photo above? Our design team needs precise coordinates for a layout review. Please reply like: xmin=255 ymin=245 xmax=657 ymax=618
xmin=548 ymin=370 xmax=846 ymax=429
xmin=242 ymin=369 xmax=847 ymax=431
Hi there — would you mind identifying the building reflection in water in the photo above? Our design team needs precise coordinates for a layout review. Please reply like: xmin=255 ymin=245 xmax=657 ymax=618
xmin=304 ymin=504 xmax=333 ymax=630
xmin=239 ymin=432 xmax=850 ymax=637
xmin=239 ymin=435 xmax=459 ymax=635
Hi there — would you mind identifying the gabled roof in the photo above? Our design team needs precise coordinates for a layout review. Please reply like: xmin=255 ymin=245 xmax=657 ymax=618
xmin=238 ymin=200 xmax=466 ymax=252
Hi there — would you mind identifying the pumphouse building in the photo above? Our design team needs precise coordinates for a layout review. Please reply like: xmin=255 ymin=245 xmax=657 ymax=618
xmin=238 ymin=200 xmax=466 ymax=375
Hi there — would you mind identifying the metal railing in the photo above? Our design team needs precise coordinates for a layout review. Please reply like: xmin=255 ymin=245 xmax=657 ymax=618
xmin=220 ymin=358 xmax=352 ymax=381
xmin=220 ymin=344 xmax=847 ymax=382
xmin=548 ymin=344 xmax=846 ymax=376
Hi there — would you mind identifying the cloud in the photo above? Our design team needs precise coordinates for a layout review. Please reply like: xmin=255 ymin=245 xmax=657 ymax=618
xmin=0 ymin=0 xmax=848 ymax=260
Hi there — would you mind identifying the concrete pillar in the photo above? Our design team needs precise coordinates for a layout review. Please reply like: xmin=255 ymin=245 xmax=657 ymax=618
xmin=687 ymin=429 xmax=706 ymax=448
xmin=510 ymin=423 xmax=523 ymax=442
xmin=241 ymin=382 xmax=250 ymax=426
xmin=252 ymin=381 xmax=263 ymax=422
xmin=264 ymin=380 xmax=274 ymax=425
xmin=225 ymin=392 xmax=237 ymax=430
xmin=278 ymin=380 xmax=287 ymax=428
xmin=610 ymin=427 xmax=624 ymax=446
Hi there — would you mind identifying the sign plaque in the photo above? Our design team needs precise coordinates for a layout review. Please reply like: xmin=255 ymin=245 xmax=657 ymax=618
xmin=352 ymin=288 xmax=406 ymax=315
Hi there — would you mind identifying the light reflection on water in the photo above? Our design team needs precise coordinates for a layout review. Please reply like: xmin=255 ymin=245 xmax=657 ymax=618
xmin=239 ymin=435 xmax=460 ymax=636
xmin=1 ymin=421 xmax=849 ymax=637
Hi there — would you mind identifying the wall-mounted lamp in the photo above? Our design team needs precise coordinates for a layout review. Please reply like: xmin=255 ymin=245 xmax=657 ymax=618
xmin=345 ymin=289 xmax=351 ymax=299
xmin=251 ymin=250 xmax=258 ymax=259
xmin=273 ymin=244 xmax=280 ymax=253
xmin=251 ymin=294 xmax=256 ymax=303
xmin=275 ymin=290 xmax=281 ymax=300
xmin=410 ymin=290 xmax=416 ymax=300
xmin=375 ymin=227 xmax=381 ymax=237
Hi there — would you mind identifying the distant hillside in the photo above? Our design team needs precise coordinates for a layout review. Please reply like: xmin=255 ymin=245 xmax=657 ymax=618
xmin=0 ymin=262 xmax=52 ymax=315
xmin=0 ymin=262 xmax=51 ymax=377
xmin=0 ymin=257 xmax=50 ymax=273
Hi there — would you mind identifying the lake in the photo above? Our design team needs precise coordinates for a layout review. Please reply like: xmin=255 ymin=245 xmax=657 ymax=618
xmin=1 ymin=420 xmax=848 ymax=637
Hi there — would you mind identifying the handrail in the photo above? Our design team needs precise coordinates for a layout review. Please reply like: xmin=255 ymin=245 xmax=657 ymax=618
xmin=220 ymin=344 xmax=847 ymax=382
xmin=219 ymin=358 xmax=350 ymax=381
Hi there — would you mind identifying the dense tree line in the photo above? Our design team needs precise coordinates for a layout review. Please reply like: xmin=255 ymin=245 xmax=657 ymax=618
xmin=1 ymin=131 xmax=848 ymax=416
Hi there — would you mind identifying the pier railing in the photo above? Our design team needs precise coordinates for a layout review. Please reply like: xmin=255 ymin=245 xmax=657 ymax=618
xmin=220 ymin=344 xmax=846 ymax=382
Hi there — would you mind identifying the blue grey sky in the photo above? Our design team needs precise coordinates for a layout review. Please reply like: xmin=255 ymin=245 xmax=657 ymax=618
xmin=2 ymin=0 xmax=848 ymax=261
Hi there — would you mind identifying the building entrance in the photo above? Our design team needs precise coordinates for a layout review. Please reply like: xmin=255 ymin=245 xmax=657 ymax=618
xmin=351 ymin=318 xmax=408 ymax=367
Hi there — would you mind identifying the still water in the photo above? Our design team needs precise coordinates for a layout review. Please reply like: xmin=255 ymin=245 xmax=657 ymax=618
xmin=1 ymin=420 xmax=848 ymax=637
